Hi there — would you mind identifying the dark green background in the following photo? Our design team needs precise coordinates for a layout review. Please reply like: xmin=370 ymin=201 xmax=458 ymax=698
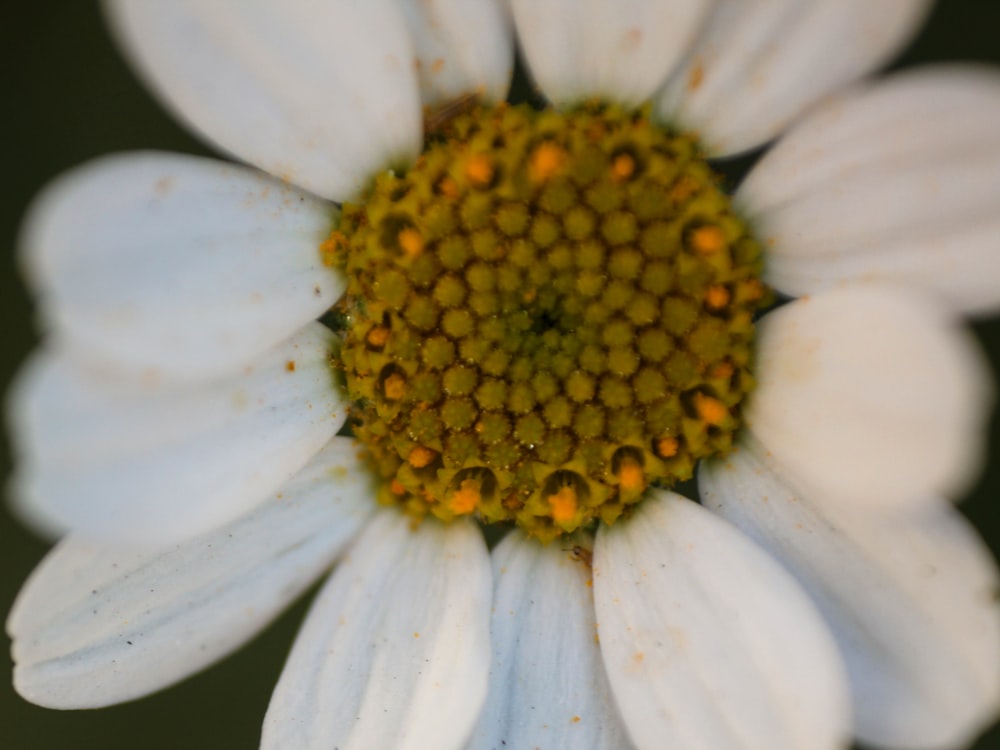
xmin=2 ymin=3 xmax=999 ymax=748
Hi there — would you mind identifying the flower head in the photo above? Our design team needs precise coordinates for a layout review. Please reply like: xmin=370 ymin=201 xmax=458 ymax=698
xmin=7 ymin=2 xmax=1000 ymax=749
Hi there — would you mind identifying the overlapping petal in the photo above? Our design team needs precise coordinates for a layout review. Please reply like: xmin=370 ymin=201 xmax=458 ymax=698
xmin=701 ymin=448 xmax=1000 ymax=750
xmin=9 ymin=323 xmax=345 ymax=544
xmin=469 ymin=531 xmax=633 ymax=749
xmin=8 ymin=437 xmax=374 ymax=708
xmin=396 ymin=0 xmax=513 ymax=107
xmin=262 ymin=511 xmax=491 ymax=750
xmin=103 ymin=0 xmax=423 ymax=201
xmin=511 ymin=0 xmax=713 ymax=108
xmin=20 ymin=152 xmax=342 ymax=381
xmin=746 ymin=285 xmax=992 ymax=510
xmin=657 ymin=0 xmax=932 ymax=155
xmin=593 ymin=491 xmax=850 ymax=750
xmin=738 ymin=66 xmax=1000 ymax=315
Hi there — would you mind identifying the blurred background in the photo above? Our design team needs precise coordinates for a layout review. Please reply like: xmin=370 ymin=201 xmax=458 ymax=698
xmin=2 ymin=2 xmax=999 ymax=748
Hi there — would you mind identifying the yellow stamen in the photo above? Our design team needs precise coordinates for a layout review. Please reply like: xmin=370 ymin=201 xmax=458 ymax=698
xmin=450 ymin=478 xmax=482 ymax=514
xmin=705 ymin=284 xmax=730 ymax=310
xmin=618 ymin=457 xmax=645 ymax=492
xmin=383 ymin=372 xmax=407 ymax=401
xmin=408 ymin=445 xmax=438 ymax=468
xmin=465 ymin=154 xmax=495 ymax=187
xmin=366 ymin=326 xmax=390 ymax=348
xmin=398 ymin=227 xmax=424 ymax=257
xmin=529 ymin=142 xmax=567 ymax=183
xmin=611 ymin=152 xmax=636 ymax=182
xmin=437 ymin=176 xmax=460 ymax=200
xmin=668 ymin=175 xmax=699 ymax=202
xmin=710 ymin=361 xmax=734 ymax=380
xmin=656 ymin=436 xmax=679 ymax=458
xmin=690 ymin=225 xmax=726 ymax=255
xmin=739 ymin=278 xmax=765 ymax=302
xmin=548 ymin=485 xmax=578 ymax=523
xmin=693 ymin=392 xmax=728 ymax=426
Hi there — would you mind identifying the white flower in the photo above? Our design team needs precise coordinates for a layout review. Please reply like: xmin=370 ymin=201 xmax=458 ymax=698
xmin=8 ymin=2 xmax=1000 ymax=749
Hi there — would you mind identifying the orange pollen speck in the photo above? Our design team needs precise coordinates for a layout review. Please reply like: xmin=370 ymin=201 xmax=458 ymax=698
xmin=705 ymin=285 xmax=730 ymax=309
xmin=366 ymin=326 xmax=390 ymax=348
xmin=451 ymin=478 xmax=482 ymax=514
xmin=390 ymin=479 xmax=407 ymax=495
xmin=285 ymin=360 xmax=296 ymax=372
xmin=465 ymin=154 xmax=494 ymax=186
xmin=690 ymin=225 xmax=726 ymax=255
xmin=548 ymin=485 xmax=578 ymax=523
xmin=319 ymin=231 xmax=347 ymax=266
xmin=618 ymin=458 xmax=645 ymax=491
xmin=398 ymin=227 xmax=424 ymax=257
xmin=711 ymin=361 xmax=734 ymax=379
xmin=438 ymin=176 xmax=460 ymax=200
xmin=740 ymin=278 xmax=765 ymax=301
xmin=611 ymin=152 xmax=636 ymax=181
xmin=408 ymin=446 xmax=438 ymax=468
xmin=656 ymin=436 xmax=679 ymax=458
xmin=529 ymin=142 xmax=567 ymax=183
xmin=688 ymin=61 xmax=705 ymax=92
xmin=383 ymin=372 xmax=407 ymax=401
xmin=668 ymin=175 xmax=699 ymax=202
xmin=693 ymin=393 xmax=728 ymax=426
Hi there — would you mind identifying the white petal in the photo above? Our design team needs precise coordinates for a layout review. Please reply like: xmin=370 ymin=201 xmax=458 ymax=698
xmin=7 ymin=437 xmax=374 ymax=709
xmin=396 ymin=0 xmax=513 ymax=108
xmin=510 ymin=0 xmax=713 ymax=108
xmin=103 ymin=0 xmax=422 ymax=201
xmin=468 ymin=531 xmax=634 ymax=750
xmin=700 ymin=448 xmax=1000 ymax=750
xmin=10 ymin=323 xmax=346 ymax=544
xmin=262 ymin=512 xmax=491 ymax=750
xmin=657 ymin=0 xmax=932 ymax=155
xmin=594 ymin=491 xmax=850 ymax=750
xmin=20 ymin=152 xmax=342 ymax=380
xmin=747 ymin=285 xmax=993 ymax=510
xmin=738 ymin=67 xmax=1000 ymax=315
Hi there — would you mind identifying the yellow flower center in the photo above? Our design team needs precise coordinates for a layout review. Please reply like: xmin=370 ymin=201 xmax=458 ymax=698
xmin=327 ymin=102 xmax=768 ymax=541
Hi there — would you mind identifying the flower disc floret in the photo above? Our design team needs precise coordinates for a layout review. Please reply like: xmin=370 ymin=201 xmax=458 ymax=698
xmin=333 ymin=103 xmax=767 ymax=541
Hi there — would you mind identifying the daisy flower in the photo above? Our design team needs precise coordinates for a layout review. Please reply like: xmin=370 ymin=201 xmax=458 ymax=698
xmin=7 ymin=1 xmax=1000 ymax=749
